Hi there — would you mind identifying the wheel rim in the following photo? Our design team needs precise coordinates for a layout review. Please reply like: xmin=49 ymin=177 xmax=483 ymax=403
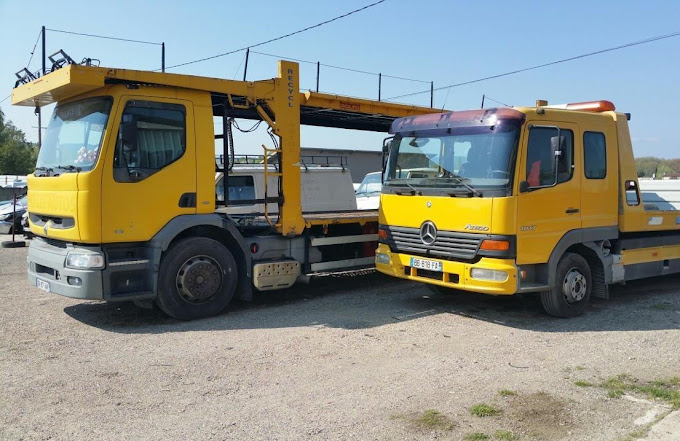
xmin=562 ymin=267 xmax=587 ymax=304
xmin=176 ymin=255 xmax=223 ymax=304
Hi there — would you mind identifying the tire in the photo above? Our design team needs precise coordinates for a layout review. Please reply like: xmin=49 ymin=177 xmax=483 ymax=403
xmin=1 ymin=240 xmax=26 ymax=248
xmin=540 ymin=252 xmax=591 ymax=318
xmin=155 ymin=237 xmax=238 ymax=320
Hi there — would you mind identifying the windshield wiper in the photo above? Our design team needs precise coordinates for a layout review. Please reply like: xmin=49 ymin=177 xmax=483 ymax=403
xmin=34 ymin=166 xmax=53 ymax=176
xmin=395 ymin=182 xmax=422 ymax=196
xmin=453 ymin=179 xmax=482 ymax=197
xmin=55 ymin=165 xmax=82 ymax=173
xmin=437 ymin=174 xmax=482 ymax=198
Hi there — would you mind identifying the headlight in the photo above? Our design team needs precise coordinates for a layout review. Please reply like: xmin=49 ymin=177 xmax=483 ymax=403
xmin=65 ymin=251 xmax=105 ymax=269
xmin=375 ymin=253 xmax=390 ymax=264
xmin=0 ymin=213 xmax=11 ymax=221
xmin=470 ymin=268 xmax=508 ymax=282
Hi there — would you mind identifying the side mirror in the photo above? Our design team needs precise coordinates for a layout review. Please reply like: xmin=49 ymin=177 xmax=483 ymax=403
xmin=382 ymin=138 xmax=392 ymax=154
xmin=519 ymin=181 xmax=530 ymax=193
xmin=550 ymin=133 xmax=565 ymax=184
xmin=121 ymin=119 xmax=138 ymax=151
xmin=382 ymin=136 xmax=393 ymax=180
xmin=625 ymin=179 xmax=640 ymax=206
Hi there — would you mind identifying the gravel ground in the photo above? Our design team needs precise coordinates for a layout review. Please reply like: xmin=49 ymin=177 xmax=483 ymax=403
xmin=1 ymin=235 xmax=679 ymax=441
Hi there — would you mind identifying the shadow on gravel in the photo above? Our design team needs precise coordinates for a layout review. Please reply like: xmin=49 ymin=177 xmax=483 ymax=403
xmin=63 ymin=271 xmax=680 ymax=334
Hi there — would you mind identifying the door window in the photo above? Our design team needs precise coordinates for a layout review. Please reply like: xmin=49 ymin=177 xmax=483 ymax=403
xmin=114 ymin=100 xmax=186 ymax=182
xmin=525 ymin=127 xmax=574 ymax=187
xmin=583 ymin=131 xmax=607 ymax=179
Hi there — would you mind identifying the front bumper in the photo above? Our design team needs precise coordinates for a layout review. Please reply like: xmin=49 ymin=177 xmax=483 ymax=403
xmin=27 ymin=238 xmax=104 ymax=300
xmin=375 ymin=244 xmax=518 ymax=295
xmin=27 ymin=237 xmax=157 ymax=301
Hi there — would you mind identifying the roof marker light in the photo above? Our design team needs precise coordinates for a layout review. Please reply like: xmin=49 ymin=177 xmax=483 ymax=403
xmin=564 ymin=100 xmax=616 ymax=112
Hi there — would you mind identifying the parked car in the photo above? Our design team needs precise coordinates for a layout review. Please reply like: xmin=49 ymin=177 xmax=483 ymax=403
xmin=0 ymin=195 xmax=28 ymax=234
xmin=355 ymin=171 xmax=382 ymax=210
xmin=21 ymin=211 xmax=33 ymax=239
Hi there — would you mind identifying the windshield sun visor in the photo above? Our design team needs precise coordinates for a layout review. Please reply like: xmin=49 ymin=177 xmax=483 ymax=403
xmin=390 ymin=108 xmax=526 ymax=135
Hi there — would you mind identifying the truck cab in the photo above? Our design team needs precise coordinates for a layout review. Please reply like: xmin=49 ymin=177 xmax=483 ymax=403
xmin=13 ymin=56 xmax=441 ymax=320
xmin=376 ymin=101 xmax=680 ymax=317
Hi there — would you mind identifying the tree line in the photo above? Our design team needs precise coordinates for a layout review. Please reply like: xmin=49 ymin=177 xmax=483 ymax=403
xmin=636 ymin=157 xmax=680 ymax=178
xmin=0 ymin=109 xmax=38 ymax=175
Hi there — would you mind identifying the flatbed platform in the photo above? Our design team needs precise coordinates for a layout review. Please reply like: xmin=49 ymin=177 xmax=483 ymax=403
xmin=215 ymin=209 xmax=378 ymax=228
xmin=303 ymin=210 xmax=378 ymax=227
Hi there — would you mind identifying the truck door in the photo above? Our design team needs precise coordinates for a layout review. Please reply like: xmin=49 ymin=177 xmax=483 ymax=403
xmin=517 ymin=122 xmax=581 ymax=264
xmin=580 ymin=126 xmax=617 ymax=229
xmin=101 ymin=97 xmax=196 ymax=243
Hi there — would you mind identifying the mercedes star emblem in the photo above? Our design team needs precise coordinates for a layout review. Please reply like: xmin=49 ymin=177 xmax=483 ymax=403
xmin=419 ymin=221 xmax=437 ymax=245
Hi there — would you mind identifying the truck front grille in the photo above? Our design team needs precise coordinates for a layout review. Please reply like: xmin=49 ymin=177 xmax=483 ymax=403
xmin=389 ymin=226 xmax=482 ymax=260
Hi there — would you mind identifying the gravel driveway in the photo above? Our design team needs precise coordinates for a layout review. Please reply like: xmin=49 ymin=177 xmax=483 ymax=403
xmin=1 ymin=236 xmax=678 ymax=440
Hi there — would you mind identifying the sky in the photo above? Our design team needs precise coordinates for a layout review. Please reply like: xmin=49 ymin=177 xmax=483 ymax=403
xmin=0 ymin=0 xmax=679 ymax=158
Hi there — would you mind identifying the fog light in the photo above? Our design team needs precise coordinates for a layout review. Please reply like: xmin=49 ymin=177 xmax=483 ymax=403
xmin=470 ymin=268 xmax=508 ymax=282
xmin=67 ymin=276 xmax=82 ymax=286
xmin=376 ymin=253 xmax=390 ymax=264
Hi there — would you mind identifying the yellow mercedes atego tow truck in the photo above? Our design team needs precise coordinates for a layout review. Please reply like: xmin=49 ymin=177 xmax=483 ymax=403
xmin=376 ymin=100 xmax=680 ymax=317
xmin=12 ymin=52 xmax=440 ymax=320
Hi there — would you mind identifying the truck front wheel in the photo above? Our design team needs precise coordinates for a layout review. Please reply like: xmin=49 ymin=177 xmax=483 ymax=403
xmin=540 ymin=253 xmax=591 ymax=318
xmin=156 ymin=237 xmax=238 ymax=320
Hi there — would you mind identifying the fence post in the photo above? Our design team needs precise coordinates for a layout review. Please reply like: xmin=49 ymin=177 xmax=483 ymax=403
xmin=430 ymin=81 xmax=434 ymax=108
xmin=243 ymin=48 xmax=250 ymax=81
xmin=316 ymin=61 xmax=320 ymax=92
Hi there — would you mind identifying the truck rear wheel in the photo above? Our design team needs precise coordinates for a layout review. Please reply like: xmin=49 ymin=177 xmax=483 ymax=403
xmin=156 ymin=237 xmax=238 ymax=320
xmin=541 ymin=252 xmax=591 ymax=318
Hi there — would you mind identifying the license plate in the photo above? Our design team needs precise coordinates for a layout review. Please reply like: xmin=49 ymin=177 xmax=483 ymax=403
xmin=410 ymin=257 xmax=442 ymax=272
xmin=36 ymin=279 xmax=50 ymax=292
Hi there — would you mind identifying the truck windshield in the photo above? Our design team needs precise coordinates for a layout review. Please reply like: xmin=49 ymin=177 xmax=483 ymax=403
xmin=36 ymin=97 xmax=113 ymax=173
xmin=384 ymin=124 xmax=521 ymax=193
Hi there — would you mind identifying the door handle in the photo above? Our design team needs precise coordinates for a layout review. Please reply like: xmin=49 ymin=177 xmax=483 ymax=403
xmin=565 ymin=208 xmax=580 ymax=214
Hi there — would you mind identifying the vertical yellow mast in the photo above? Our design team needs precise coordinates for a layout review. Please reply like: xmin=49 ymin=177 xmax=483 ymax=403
xmin=274 ymin=61 xmax=304 ymax=236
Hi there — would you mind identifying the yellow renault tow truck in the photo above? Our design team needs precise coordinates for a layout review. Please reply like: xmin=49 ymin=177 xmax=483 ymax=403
xmin=12 ymin=52 xmax=440 ymax=320
xmin=376 ymin=100 xmax=679 ymax=317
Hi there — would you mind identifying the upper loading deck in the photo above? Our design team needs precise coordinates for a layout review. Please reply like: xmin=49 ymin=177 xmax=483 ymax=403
xmin=13 ymin=59 xmax=444 ymax=237
xmin=12 ymin=62 xmax=440 ymax=131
